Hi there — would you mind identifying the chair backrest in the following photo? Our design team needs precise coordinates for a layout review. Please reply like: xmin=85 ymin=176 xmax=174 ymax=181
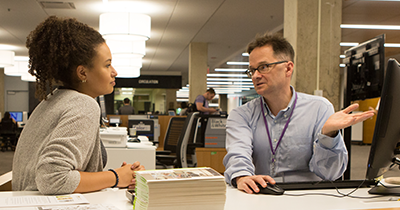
xmin=0 ymin=120 xmax=16 ymax=134
xmin=163 ymin=117 xmax=187 ymax=153
xmin=176 ymin=112 xmax=200 ymax=168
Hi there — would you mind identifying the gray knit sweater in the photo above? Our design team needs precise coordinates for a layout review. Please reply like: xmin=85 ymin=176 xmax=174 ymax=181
xmin=12 ymin=89 xmax=103 ymax=194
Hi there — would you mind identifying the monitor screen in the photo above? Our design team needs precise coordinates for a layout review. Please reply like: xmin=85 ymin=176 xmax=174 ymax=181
xmin=176 ymin=108 xmax=181 ymax=115
xmin=109 ymin=116 xmax=121 ymax=125
xmin=9 ymin=111 xmax=23 ymax=122
xmin=366 ymin=59 xmax=400 ymax=195
xmin=343 ymin=34 xmax=385 ymax=101
xmin=168 ymin=110 xmax=176 ymax=116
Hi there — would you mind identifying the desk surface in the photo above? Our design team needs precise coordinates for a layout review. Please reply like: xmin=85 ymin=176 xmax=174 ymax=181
xmin=2 ymin=186 xmax=400 ymax=210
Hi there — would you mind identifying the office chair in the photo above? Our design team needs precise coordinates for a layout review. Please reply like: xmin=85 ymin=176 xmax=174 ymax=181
xmin=156 ymin=116 xmax=187 ymax=168
xmin=0 ymin=121 xmax=18 ymax=152
xmin=176 ymin=112 xmax=203 ymax=168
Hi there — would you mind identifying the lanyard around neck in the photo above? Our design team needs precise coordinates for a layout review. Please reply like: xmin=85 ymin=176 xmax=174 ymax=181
xmin=260 ymin=93 xmax=298 ymax=159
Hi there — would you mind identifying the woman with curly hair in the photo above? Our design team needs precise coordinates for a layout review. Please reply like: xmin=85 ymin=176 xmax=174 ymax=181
xmin=12 ymin=16 xmax=144 ymax=195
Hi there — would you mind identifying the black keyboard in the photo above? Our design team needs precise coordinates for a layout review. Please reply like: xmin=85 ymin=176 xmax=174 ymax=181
xmin=276 ymin=179 xmax=376 ymax=190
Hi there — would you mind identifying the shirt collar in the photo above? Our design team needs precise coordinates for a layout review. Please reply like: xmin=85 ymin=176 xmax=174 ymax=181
xmin=262 ymin=86 xmax=297 ymax=118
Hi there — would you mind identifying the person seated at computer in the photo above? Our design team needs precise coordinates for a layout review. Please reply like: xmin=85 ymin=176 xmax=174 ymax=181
xmin=0 ymin=112 xmax=18 ymax=145
xmin=118 ymin=98 xmax=135 ymax=115
xmin=179 ymin=102 xmax=188 ymax=116
xmin=223 ymin=33 xmax=375 ymax=194
xmin=0 ymin=112 xmax=17 ymax=127
xmin=12 ymin=16 xmax=145 ymax=195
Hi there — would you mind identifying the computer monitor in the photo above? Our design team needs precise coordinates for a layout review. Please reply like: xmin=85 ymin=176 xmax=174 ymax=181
xmin=9 ymin=111 xmax=23 ymax=122
xmin=366 ymin=58 xmax=400 ymax=195
xmin=168 ymin=110 xmax=176 ymax=116
xmin=343 ymin=34 xmax=385 ymax=101
xmin=109 ymin=116 xmax=121 ymax=126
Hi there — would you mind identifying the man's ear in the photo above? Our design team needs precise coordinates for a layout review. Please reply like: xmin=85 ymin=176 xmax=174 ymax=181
xmin=76 ymin=65 xmax=87 ymax=82
xmin=286 ymin=61 xmax=294 ymax=77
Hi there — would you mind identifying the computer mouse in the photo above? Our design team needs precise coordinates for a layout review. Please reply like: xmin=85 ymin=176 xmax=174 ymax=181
xmin=253 ymin=183 xmax=285 ymax=195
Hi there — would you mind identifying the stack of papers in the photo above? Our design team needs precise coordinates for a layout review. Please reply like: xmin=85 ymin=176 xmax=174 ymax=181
xmin=133 ymin=167 xmax=226 ymax=210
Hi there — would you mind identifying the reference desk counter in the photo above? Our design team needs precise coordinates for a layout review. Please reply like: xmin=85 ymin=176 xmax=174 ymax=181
xmin=2 ymin=185 xmax=400 ymax=210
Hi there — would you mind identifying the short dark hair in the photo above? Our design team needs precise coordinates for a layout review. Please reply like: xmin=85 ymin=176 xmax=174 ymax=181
xmin=246 ymin=32 xmax=295 ymax=62
xmin=206 ymin=88 xmax=216 ymax=95
xmin=26 ymin=16 xmax=105 ymax=100
xmin=181 ymin=102 xmax=188 ymax=108
xmin=123 ymin=98 xmax=130 ymax=104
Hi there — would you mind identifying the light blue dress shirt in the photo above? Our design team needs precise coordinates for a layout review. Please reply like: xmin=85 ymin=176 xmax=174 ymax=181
xmin=223 ymin=87 xmax=348 ymax=185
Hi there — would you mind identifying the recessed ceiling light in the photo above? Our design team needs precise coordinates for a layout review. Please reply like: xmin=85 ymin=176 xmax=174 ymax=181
xmin=341 ymin=24 xmax=400 ymax=30
xmin=226 ymin=61 xmax=249 ymax=65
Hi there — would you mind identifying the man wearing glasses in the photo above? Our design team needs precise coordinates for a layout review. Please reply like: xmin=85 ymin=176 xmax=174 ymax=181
xmin=223 ymin=33 xmax=375 ymax=194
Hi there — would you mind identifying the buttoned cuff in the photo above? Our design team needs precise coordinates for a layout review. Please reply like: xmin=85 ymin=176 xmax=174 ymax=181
xmin=318 ymin=131 xmax=340 ymax=149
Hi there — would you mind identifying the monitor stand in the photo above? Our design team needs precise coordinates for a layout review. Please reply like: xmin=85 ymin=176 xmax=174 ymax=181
xmin=368 ymin=185 xmax=400 ymax=196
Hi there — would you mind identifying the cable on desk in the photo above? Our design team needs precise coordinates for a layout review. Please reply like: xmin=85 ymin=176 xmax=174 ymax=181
xmin=377 ymin=180 xmax=400 ymax=189
xmin=284 ymin=179 xmax=387 ymax=199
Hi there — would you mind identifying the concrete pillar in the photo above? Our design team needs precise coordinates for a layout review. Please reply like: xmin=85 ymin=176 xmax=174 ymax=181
xmin=165 ymin=89 xmax=178 ymax=113
xmin=284 ymin=0 xmax=342 ymax=110
xmin=188 ymin=43 xmax=208 ymax=103
xmin=218 ymin=94 xmax=227 ymax=112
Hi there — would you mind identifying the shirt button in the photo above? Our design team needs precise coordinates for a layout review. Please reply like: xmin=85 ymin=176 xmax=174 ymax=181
xmin=274 ymin=139 xmax=277 ymax=142
xmin=274 ymin=120 xmax=277 ymax=123
xmin=284 ymin=115 xmax=287 ymax=118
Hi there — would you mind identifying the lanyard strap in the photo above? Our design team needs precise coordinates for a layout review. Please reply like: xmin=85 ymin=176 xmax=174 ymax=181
xmin=260 ymin=93 xmax=298 ymax=157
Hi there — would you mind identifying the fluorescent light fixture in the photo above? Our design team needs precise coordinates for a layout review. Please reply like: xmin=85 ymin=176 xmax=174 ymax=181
xmin=207 ymin=78 xmax=252 ymax=82
xmin=242 ymin=53 xmax=249 ymax=56
xmin=214 ymin=68 xmax=246 ymax=72
xmin=207 ymin=82 xmax=233 ymax=85
xmin=340 ymin=43 xmax=400 ymax=48
xmin=4 ymin=61 xmax=28 ymax=76
xmin=384 ymin=43 xmax=400 ymax=47
xmin=21 ymin=73 xmax=36 ymax=82
xmin=233 ymin=82 xmax=254 ymax=85
xmin=207 ymin=73 xmax=247 ymax=78
xmin=14 ymin=56 xmax=29 ymax=61
xmin=340 ymin=64 xmax=345 ymax=68
xmin=0 ymin=44 xmax=19 ymax=50
xmin=226 ymin=61 xmax=249 ymax=65
xmin=177 ymin=99 xmax=189 ymax=102
xmin=0 ymin=50 xmax=14 ymax=67
xmin=340 ymin=24 xmax=400 ymax=30
xmin=340 ymin=42 xmax=359 ymax=47
xmin=208 ymin=85 xmax=253 ymax=89
xmin=121 ymin=88 xmax=134 ymax=91
xmin=115 ymin=66 xmax=141 ymax=78
xmin=340 ymin=55 xmax=345 ymax=58
xmin=107 ymin=39 xmax=146 ymax=55
xmin=100 ymin=13 xmax=151 ymax=41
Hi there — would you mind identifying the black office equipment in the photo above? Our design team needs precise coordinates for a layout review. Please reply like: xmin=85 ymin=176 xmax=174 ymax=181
xmin=0 ymin=119 xmax=18 ymax=151
xmin=365 ymin=59 xmax=400 ymax=195
xmin=342 ymin=34 xmax=386 ymax=179
xmin=156 ymin=117 xmax=187 ymax=168
xmin=253 ymin=183 xmax=285 ymax=195
xmin=276 ymin=180 xmax=375 ymax=191
xmin=128 ymin=120 xmax=155 ymax=141
xmin=278 ymin=59 xmax=400 ymax=193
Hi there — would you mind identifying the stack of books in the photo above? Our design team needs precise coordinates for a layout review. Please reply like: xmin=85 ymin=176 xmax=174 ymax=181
xmin=133 ymin=167 xmax=226 ymax=210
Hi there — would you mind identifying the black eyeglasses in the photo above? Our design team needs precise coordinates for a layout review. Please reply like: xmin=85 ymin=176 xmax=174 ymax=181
xmin=245 ymin=60 xmax=288 ymax=78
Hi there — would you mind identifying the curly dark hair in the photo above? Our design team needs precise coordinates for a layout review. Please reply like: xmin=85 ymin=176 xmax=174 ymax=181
xmin=26 ymin=16 xmax=105 ymax=100
xmin=246 ymin=32 xmax=295 ymax=62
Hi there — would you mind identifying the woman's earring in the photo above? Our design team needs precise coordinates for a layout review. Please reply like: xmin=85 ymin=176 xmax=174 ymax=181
xmin=81 ymin=79 xmax=87 ymax=83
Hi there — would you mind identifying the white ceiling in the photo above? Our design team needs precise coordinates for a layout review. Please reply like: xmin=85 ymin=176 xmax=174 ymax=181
xmin=1 ymin=0 xmax=400 ymax=88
